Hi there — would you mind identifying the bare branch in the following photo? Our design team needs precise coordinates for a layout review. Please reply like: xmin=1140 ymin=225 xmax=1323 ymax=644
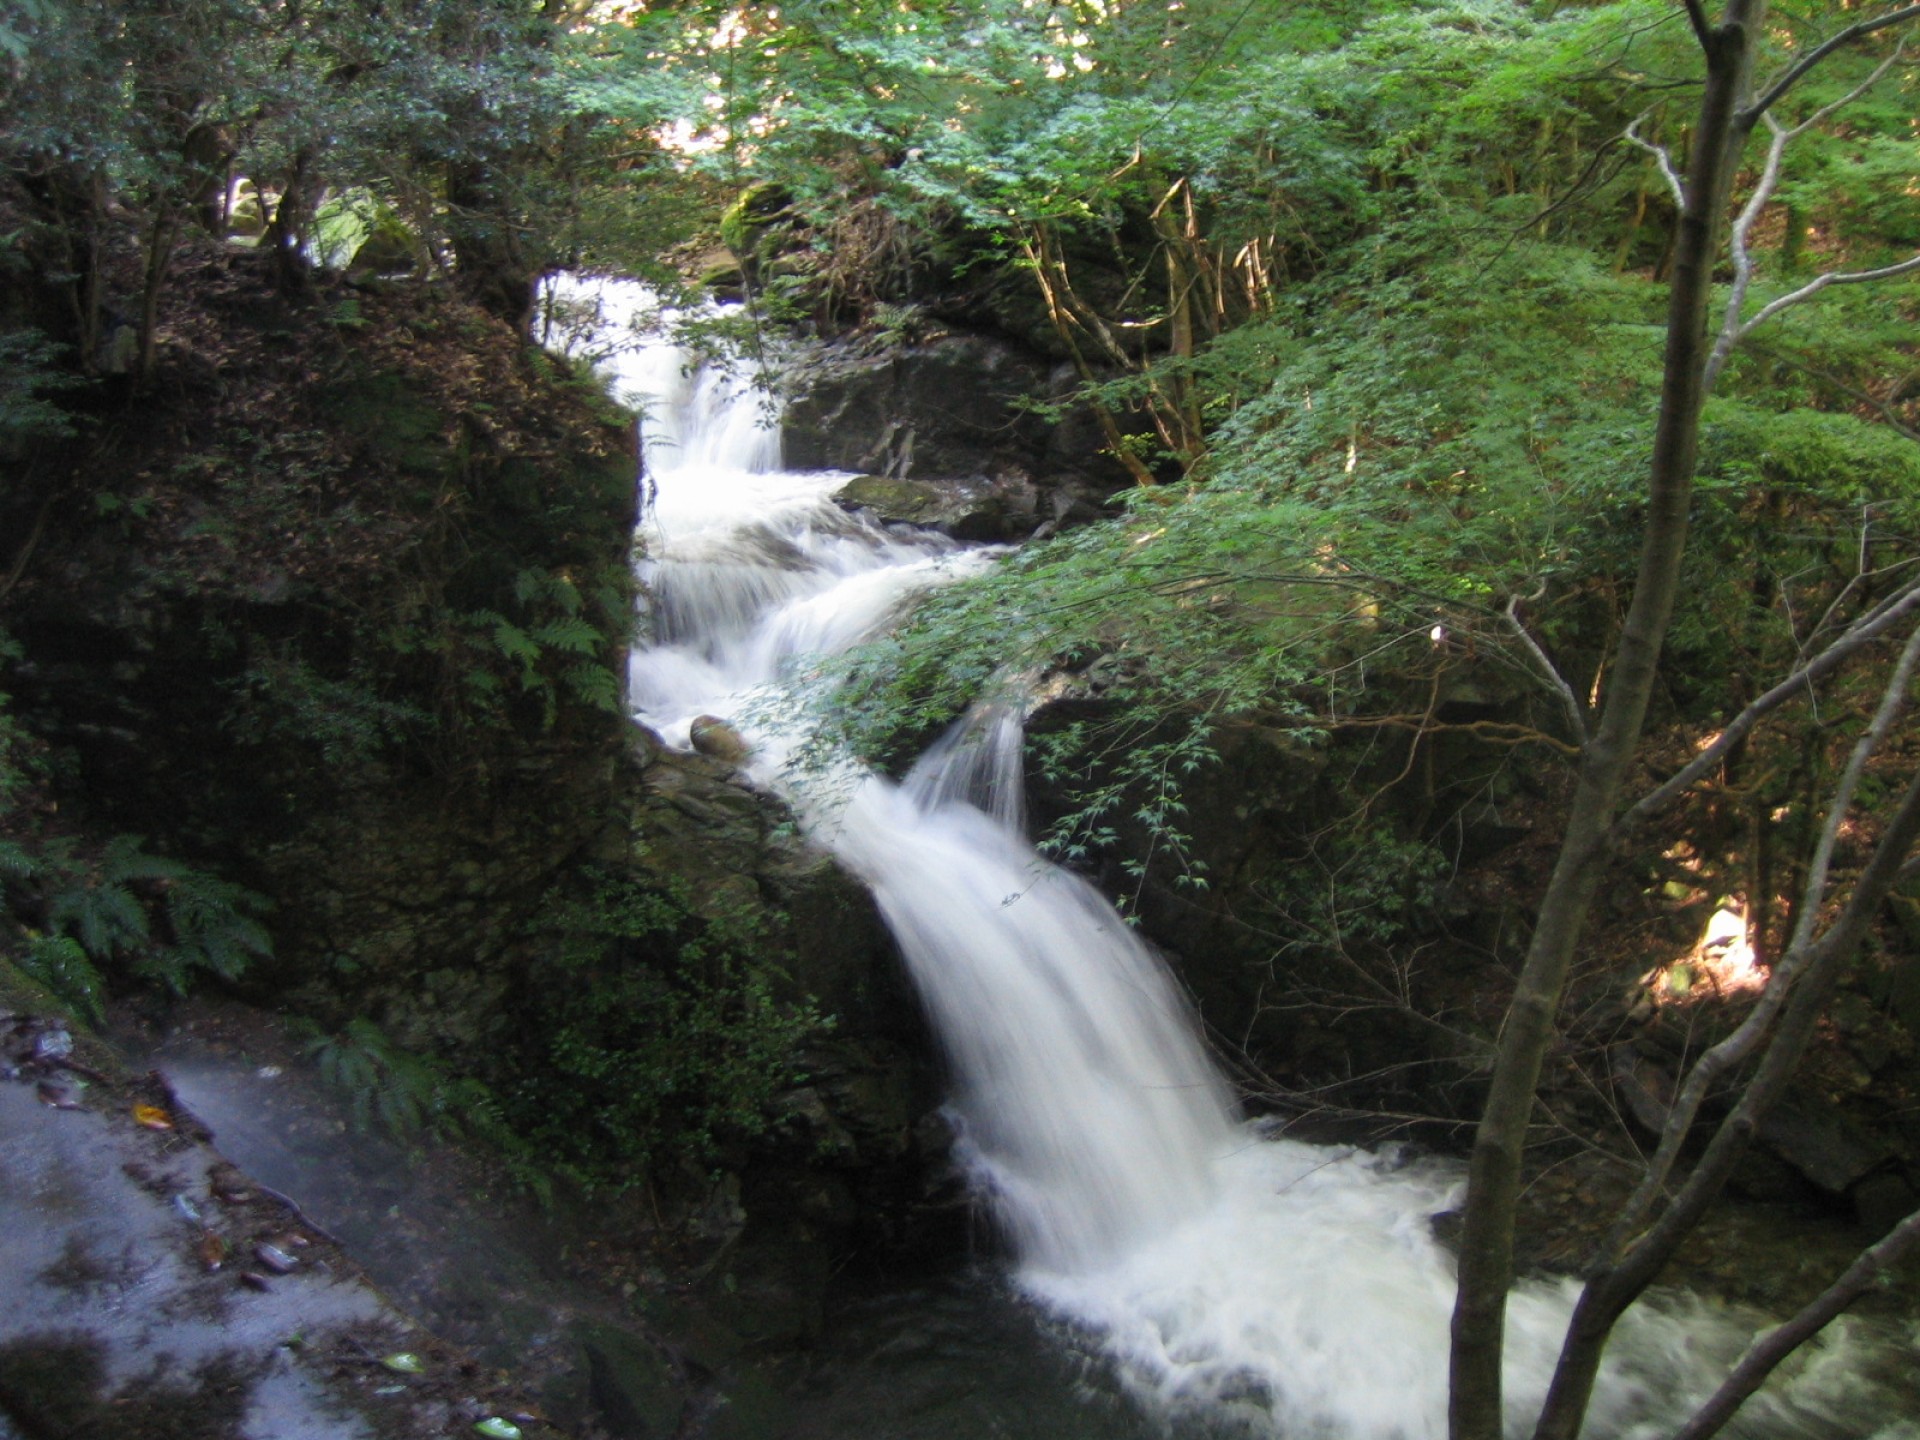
xmin=1506 ymin=594 xmax=1588 ymax=747
xmin=1623 ymin=110 xmax=1686 ymax=210
xmin=1788 ymin=618 xmax=1920 ymax=948
xmin=1703 ymin=110 xmax=1790 ymax=393
xmin=1742 ymin=4 xmax=1920 ymax=128
xmin=1681 ymin=0 xmax=1714 ymax=53
xmin=1621 ymin=575 xmax=1920 ymax=827
xmin=1703 ymin=41 xmax=1913 ymax=391
xmin=1731 ymin=252 xmax=1920 ymax=350
xmin=1782 ymin=39 xmax=1908 ymax=141
xmin=1671 ymin=1206 xmax=1920 ymax=1440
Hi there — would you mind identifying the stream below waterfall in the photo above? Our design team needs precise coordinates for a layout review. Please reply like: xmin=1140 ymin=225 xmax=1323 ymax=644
xmin=569 ymin=280 xmax=1920 ymax=1440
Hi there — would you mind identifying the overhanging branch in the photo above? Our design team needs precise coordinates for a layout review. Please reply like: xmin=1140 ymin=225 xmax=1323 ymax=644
xmin=1740 ymin=3 xmax=1920 ymax=127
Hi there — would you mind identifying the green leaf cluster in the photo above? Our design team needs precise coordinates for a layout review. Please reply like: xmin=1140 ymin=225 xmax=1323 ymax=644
xmin=489 ymin=870 xmax=832 ymax=1196
xmin=1 ymin=834 xmax=273 ymax=1023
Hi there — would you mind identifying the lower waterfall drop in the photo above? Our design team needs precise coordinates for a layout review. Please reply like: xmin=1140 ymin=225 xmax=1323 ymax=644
xmin=567 ymin=279 xmax=1917 ymax=1440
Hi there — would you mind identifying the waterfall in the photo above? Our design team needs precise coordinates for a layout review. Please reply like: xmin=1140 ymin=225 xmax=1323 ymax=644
xmin=557 ymin=278 xmax=1916 ymax=1440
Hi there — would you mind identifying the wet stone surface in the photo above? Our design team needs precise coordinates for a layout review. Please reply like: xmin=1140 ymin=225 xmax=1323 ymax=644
xmin=0 ymin=1011 xmax=566 ymax=1440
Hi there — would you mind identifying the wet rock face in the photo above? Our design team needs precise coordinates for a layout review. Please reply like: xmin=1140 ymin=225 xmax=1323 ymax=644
xmin=782 ymin=331 xmax=1131 ymax=538
xmin=0 ymin=1010 xmax=549 ymax=1440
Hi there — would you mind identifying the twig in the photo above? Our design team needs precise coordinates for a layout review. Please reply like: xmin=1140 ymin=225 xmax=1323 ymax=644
xmin=1730 ymin=252 xmax=1920 ymax=349
xmin=1623 ymin=110 xmax=1687 ymax=210
xmin=1621 ymin=575 xmax=1920 ymax=827
xmin=253 ymin=1180 xmax=343 ymax=1246
xmin=1506 ymin=593 xmax=1587 ymax=746
xmin=1741 ymin=3 xmax=1920 ymax=127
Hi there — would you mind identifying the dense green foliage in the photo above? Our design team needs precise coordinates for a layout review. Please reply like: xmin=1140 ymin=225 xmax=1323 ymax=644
xmin=490 ymin=870 xmax=831 ymax=1195
xmin=0 ymin=830 xmax=273 ymax=1023
xmin=755 ymin=0 xmax=1920 ymax=883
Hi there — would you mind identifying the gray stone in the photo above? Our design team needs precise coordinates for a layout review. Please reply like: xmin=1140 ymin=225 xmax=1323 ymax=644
xmin=573 ymin=1319 xmax=686 ymax=1440
xmin=783 ymin=331 xmax=1133 ymax=535
xmin=1759 ymin=1090 xmax=1892 ymax=1195
xmin=689 ymin=715 xmax=752 ymax=764
xmin=831 ymin=473 xmax=1018 ymax=541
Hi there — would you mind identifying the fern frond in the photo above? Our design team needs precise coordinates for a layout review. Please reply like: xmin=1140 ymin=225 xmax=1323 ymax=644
xmin=50 ymin=882 xmax=149 ymax=958
xmin=564 ymin=662 xmax=625 ymax=714
xmin=17 ymin=934 xmax=106 ymax=1023
xmin=532 ymin=617 xmax=603 ymax=656
xmin=100 ymin=834 xmax=188 ymax=885
xmin=0 ymin=839 xmax=37 ymax=879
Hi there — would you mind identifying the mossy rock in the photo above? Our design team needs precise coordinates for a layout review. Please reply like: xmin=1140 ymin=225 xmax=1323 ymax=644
xmin=326 ymin=367 xmax=447 ymax=480
xmin=699 ymin=260 xmax=748 ymax=303
xmin=719 ymin=183 xmax=795 ymax=262
xmin=832 ymin=474 xmax=942 ymax=522
xmin=348 ymin=207 xmax=419 ymax=277
xmin=830 ymin=473 xmax=1011 ymax=540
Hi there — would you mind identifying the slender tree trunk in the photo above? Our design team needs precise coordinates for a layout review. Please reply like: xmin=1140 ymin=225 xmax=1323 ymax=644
xmin=137 ymin=210 xmax=180 ymax=386
xmin=1445 ymin=8 xmax=1761 ymax=1438
xmin=1016 ymin=224 xmax=1159 ymax=488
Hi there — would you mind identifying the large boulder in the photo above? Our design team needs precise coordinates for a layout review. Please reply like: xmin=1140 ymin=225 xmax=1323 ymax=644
xmin=782 ymin=330 xmax=1134 ymax=536
xmin=830 ymin=473 xmax=1025 ymax=542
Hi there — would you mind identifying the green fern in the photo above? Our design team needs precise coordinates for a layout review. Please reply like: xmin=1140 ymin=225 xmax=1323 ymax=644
xmin=563 ymin=661 xmax=624 ymax=715
xmin=531 ymin=616 xmax=602 ymax=657
xmin=98 ymin=833 xmax=188 ymax=885
xmin=48 ymin=878 xmax=149 ymax=958
xmin=0 ymin=839 xmax=36 ymax=879
xmin=155 ymin=872 xmax=274 ymax=987
xmin=16 ymin=934 xmax=106 ymax=1023
xmin=26 ymin=834 xmax=273 ymax=999
xmin=306 ymin=1017 xmax=513 ymax=1151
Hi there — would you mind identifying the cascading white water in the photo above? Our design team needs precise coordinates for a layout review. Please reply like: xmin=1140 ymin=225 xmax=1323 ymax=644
xmin=560 ymin=278 xmax=1917 ymax=1440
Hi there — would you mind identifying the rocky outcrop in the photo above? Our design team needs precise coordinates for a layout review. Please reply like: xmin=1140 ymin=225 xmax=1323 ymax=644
xmin=830 ymin=473 xmax=1027 ymax=543
xmin=783 ymin=329 xmax=1134 ymax=538
xmin=2 ymin=250 xmax=961 ymax=1379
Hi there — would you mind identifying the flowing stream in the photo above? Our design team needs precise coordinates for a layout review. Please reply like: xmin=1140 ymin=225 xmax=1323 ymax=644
xmin=572 ymin=282 xmax=1917 ymax=1440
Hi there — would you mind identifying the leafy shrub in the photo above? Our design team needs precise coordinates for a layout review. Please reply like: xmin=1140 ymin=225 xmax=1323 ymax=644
xmin=0 ymin=834 xmax=273 ymax=1020
xmin=302 ymin=1016 xmax=521 ymax=1161
xmin=16 ymin=935 xmax=105 ymax=1024
xmin=223 ymin=655 xmax=429 ymax=781
xmin=493 ymin=870 xmax=831 ymax=1195
xmin=0 ymin=328 xmax=79 ymax=455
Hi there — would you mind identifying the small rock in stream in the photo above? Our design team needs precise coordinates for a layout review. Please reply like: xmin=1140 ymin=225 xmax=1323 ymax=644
xmin=689 ymin=715 xmax=752 ymax=764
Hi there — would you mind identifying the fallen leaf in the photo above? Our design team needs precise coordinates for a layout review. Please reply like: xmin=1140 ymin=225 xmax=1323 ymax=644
xmin=473 ymin=1421 xmax=522 ymax=1440
xmin=380 ymin=1352 xmax=426 ymax=1374
xmin=133 ymin=1104 xmax=174 ymax=1131
xmin=199 ymin=1231 xmax=227 ymax=1271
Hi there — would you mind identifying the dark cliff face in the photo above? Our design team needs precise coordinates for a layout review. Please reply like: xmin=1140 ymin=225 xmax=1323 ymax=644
xmin=3 ymin=246 xmax=956 ymax=1279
